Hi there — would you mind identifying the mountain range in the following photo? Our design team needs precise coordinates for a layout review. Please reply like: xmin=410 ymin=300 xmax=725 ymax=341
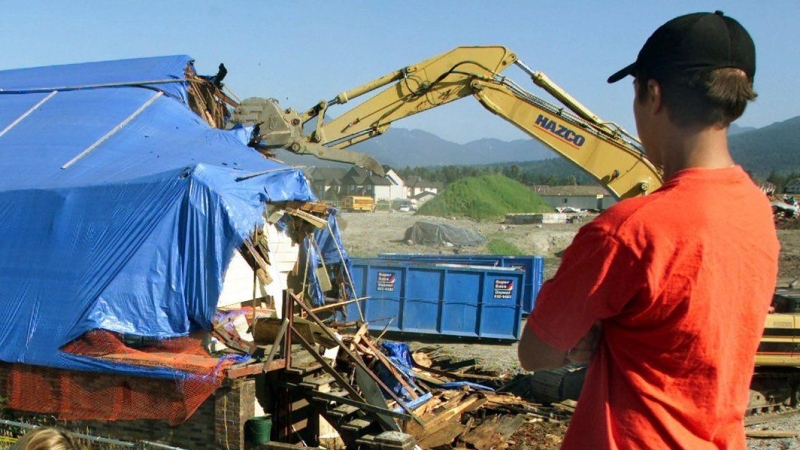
xmin=273 ymin=116 xmax=799 ymax=178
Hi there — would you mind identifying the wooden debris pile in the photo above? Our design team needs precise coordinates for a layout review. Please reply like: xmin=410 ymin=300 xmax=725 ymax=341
xmin=328 ymin=326 xmax=574 ymax=449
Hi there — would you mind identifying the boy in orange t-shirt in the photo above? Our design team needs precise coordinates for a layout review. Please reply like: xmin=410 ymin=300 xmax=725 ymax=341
xmin=518 ymin=11 xmax=779 ymax=449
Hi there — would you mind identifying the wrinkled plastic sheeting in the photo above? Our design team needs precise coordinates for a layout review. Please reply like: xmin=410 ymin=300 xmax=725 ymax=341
xmin=375 ymin=341 xmax=417 ymax=400
xmin=0 ymin=56 xmax=315 ymax=379
xmin=306 ymin=209 xmax=353 ymax=306
xmin=404 ymin=221 xmax=488 ymax=247
xmin=0 ymin=55 xmax=194 ymax=103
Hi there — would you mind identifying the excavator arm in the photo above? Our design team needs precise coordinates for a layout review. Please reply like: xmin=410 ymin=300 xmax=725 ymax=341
xmin=234 ymin=46 xmax=662 ymax=199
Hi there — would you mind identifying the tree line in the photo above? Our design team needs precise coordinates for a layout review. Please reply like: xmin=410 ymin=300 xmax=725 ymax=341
xmin=398 ymin=159 xmax=593 ymax=188
xmin=399 ymin=160 xmax=797 ymax=194
xmin=766 ymin=170 xmax=800 ymax=195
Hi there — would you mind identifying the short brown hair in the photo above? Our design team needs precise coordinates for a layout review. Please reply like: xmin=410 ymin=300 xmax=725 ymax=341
xmin=636 ymin=68 xmax=757 ymax=128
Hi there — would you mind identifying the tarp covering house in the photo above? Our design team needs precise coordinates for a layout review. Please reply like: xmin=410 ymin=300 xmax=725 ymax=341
xmin=0 ymin=55 xmax=315 ymax=384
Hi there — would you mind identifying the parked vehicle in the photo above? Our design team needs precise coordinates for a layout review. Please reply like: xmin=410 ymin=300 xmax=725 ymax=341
xmin=342 ymin=195 xmax=375 ymax=212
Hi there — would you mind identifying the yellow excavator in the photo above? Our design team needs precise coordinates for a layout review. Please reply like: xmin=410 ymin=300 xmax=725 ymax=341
xmin=231 ymin=45 xmax=799 ymax=410
xmin=233 ymin=46 xmax=660 ymax=200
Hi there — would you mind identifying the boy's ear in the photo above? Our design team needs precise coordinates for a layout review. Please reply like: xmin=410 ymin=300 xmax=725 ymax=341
xmin=648 ymin=79 xmax=663 ymax=115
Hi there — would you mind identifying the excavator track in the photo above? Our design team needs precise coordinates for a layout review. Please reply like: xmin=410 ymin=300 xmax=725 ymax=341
xmin=747 ymin=368 xmax=800 ymax=419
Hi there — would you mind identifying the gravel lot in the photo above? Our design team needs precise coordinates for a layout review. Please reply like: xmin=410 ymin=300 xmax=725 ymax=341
xmin=339 ymin=210 xmax=800 ymax=448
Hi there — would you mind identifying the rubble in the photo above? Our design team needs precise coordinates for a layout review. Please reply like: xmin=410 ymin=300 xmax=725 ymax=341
xmin=208 ymin=279 xmax=570 ymax=449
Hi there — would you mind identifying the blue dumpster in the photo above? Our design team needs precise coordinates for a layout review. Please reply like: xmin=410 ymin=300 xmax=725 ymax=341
xmin=377 ymin=254 xmax=544 ymax=314
xmin=343 ymin=258 xmax=524 ymax=340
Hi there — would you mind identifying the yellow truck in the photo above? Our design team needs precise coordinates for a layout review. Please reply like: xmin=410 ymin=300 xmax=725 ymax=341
xmin=342 ymin=195 xmax=375 ymax=212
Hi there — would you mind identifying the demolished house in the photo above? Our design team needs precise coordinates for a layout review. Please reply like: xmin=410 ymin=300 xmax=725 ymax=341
xmin=0 ymin=56 xmax=329 ymax=448
xmin=0 ymin=57 xmax=569 ymax=450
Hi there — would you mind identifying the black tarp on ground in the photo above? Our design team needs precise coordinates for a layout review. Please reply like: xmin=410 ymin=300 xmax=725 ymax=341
xmin=404 ymin=221 xmax=488 ymax=247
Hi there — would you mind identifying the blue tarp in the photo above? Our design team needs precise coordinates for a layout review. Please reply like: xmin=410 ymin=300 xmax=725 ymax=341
xmin=0 ymin=56 xmax=315 ymax=379
xmin=306 ymin=209 xmax=353 ymax=307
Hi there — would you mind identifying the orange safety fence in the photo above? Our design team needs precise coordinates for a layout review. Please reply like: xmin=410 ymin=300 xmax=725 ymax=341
xmin=5 ymin=329 xmax=236 ymax=426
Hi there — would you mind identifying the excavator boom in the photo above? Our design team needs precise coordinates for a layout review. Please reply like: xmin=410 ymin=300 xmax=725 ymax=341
xmin=234 ymin=46 xmax=662 ymax=198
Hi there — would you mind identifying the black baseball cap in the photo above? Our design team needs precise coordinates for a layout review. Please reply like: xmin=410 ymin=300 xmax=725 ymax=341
xmin=607 ymin=11 xmax=755 ymax=84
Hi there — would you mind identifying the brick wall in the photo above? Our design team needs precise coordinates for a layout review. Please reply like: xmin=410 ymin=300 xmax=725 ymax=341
xmin=214 ymin=379 xmax=257 ymax=449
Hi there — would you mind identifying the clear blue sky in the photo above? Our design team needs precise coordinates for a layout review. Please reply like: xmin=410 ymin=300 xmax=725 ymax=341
xmin=2 ymin=1 xmax=797 ymax=144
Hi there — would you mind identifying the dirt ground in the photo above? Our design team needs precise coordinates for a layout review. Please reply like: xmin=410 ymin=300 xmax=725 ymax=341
xmin=339 ymin=211 xmax=582 ymax=279
xmin=338 ymin=211 xmax=800 ymax=448
xmin=340 ymin=211 xmax=800 ymax=282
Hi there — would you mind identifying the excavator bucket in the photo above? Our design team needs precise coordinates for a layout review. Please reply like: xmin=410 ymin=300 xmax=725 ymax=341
xmin=233 ymin=97 xmax=384 ymax=176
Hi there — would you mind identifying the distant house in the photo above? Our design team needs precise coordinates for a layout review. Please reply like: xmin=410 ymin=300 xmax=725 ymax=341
xmin=307 ymin=167 xmax=348 ymax=199
xmin=410 ymin=190 xmax=437 ymax=206
xmin=377 ymin=167 xmax=408 ymax=201
xmin=338 ymin=167 xmax=400 ymax=201
xmin=784 ymin=178 xmax=800 ymax=195
xmin=405 ymin=175 xmax=444 ymax=197
xmin=532 ymin=185 xmax=617 ymax=211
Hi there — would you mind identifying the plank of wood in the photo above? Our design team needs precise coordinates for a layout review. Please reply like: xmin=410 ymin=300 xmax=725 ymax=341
xmin=277 ymin=380 xmax=410 ymax=421
xmin=262 ymin=318 xmax=288 ymax=372
xmin=226 ymin=358 xmax=284 ymax=378
xmin=494 ymin=414 xmax=526 ymax=440
xmin=291 ymin=293 xmax=422 ymax=424
xmin=461 ymin=416 xmax=503 ymax=450
xmin=350 ymin=323 xmax=370 ymax=349
xmin=417 ymin=422 xmax=465 ymax=449
xmin=413 ymin=395 xmax=443 ymax=417
xmin=746 ymin=430 xmax=799 ymax=439
xmin=408 ymin=394 xmax=487 ymax=440
xmin=412 ymin=361 xmax=505 ymax=381
xmin=309 ymin=297 xmax=365 ymax=314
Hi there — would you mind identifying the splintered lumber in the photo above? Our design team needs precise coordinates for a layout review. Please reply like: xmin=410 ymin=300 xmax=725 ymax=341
xmin=406 ymin=393 xmax=487 ymax=440
xmin=480 ymin=392 xmax=548 ymax=416
xmin=413 ymin=370 xmax=447 ymax=387
xmin=290 ymin=293 xmax=423 ymax=424
xmin=553 ymin=399 xmax=578 ymax=413
xmin=242 ymin=239 xmax=272 ymax=285
xmin=412 ymin=351 xmax=433 ymax=368
xmin=349 ymin=323 xmax=370 ymax=350
xmin=461 ymin=415 xmax=504 ymax=450
xmin=412 ymin=360 xmax=505 ymax=382
xmin=417 ymin=422 xmax=465 ymax=449
xmin=283 ymin=200 xmax=330 ymax=215
xmin=212 ymin=320 xmax=253 ymax=354
xmin=460 ymin=414 xmax=525 ymax=450
xmin=309 ymin=297 xmax=365 ymax=314
xmin=287 ymin=208 xmax=328 ymax=228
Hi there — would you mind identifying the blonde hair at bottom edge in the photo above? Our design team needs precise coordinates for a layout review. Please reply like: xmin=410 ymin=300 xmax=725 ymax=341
xmin=10 ymin=428 xmax=79 ymax=450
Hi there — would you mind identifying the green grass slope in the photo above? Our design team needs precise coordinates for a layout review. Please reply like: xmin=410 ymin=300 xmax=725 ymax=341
xmin=417 ymin=174 xmax=553 ymax=220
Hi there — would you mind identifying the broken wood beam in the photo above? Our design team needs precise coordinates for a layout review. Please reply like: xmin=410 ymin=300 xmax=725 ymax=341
xmin=290 ymin=293 xmax=423 ymax=424
xmin=746 ymin=430 xmax=799 ymax=439
xmin=227 ymin=358 xmax=284 ymax=378
xmin=262 ymin=318 xmax=288 ymax=372
xmin=277 ymin=380 xmax=411 ymax=421
xmin=406 ymin=394 xmax=487 ymax=440
xmin=309 ymin=297 xmax=366 ymax=314
xmin=412 ymin=361 xmax=504 ymax=381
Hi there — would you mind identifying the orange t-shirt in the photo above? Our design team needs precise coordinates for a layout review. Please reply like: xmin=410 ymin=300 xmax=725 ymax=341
xmin=528 ymin=166 xmax=779 ymax=449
